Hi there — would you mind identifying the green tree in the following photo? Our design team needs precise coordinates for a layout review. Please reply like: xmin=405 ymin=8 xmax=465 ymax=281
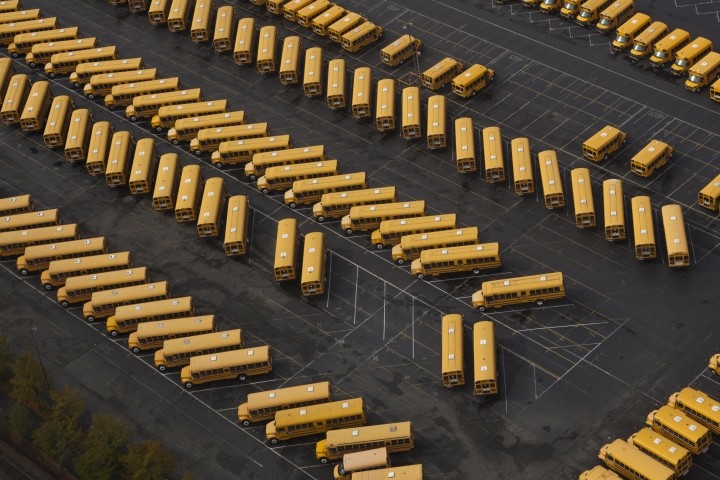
xmin=122 ymin=440 xmax=175 ymax=480
xmin=32 ymin=387 xmax=86 ymax=467
xmin=74 ymin=414 xmax=129 ymax=480
xmin=9 ymin=351 xmax=50 ymax=415
xmin=0 ymin=333 xmax=11 ymax=388
xmin=6 ymin=402 xmax=37 ymax=441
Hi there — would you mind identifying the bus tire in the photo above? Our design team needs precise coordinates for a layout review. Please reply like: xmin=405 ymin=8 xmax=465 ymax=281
xmin=249 ymin=175 xmax=257 ymax=182
xmin=87 ymin=93 xmax=95 ymax=100
xmin=238 ymin=373 xmax=248 ymax=381
xmin=157 ymin=365 xmax=167 ymax=372
xmin=417 ymin=273 xmax=424 ymax=280
xmin=289 ymin=202 xmax=297 ymax=209
xmin=155 ymin=126 xmax=163 ymax=133
xmin=472 ymin=268 xmax=481 ymax=275
xmin=48 ymin=72 xmax=56 ymax=79
xmin=129 ymin=115 xmax=138 ymax=122
xmin=11 ymin=52 xmax=18 ymax=59
xmin=345 ymin=228 xmax=353 ymax=236
xmin=241 ymin=419 xmax=251 ymax=427
xmin=319 ymin=457 xmax=328 ymax=464
xmin=72 ymin=81 xmax=81 ymax=89
xmin=476 ymin=306 xmax=485 ymax=312
xmin=29 ymin=62 xmax=37 ymax=69
xmin=20 ymin=268 xmax=29 ymax=276
xmin=269 ymin=438 xmax=279 ymax=445
xmin=60 ymin=300 xmax=69 ymax=308
xmin=131 ymin=347 xmax=140 ymax=354
xmin=108 ymin=104 xmax=116 ymax=111
xmin=86 ymin=316 xmax=95 ymax=323
xmin=316 ymin=215 xmax=325 ymax=222
xmin=536 ymin=299 xmax=544 ymax=305
xmin=261 ymin=188 xmax=269 ymax=195
xmin=184 ymin=382 xmax=193 ymax=389
xmin=110 ymin=330 xmax=118 ymax=337
xmin=194 ymin=149 xmax=202 ymax=156
xmin=171 ymin=139 xmax=179 ymax=145
xmin=214 ymin=162 xmax=224 ymax=169
xmin=396 ymin=258 xmax=405 ymax=265
xmin=375 ymin=244 xmax=384 ymax=250
xmin=43 ymin=284 xmax=52 ymax=291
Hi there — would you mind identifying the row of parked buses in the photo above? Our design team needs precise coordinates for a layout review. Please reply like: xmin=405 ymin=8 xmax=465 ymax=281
xmin=518 ymin=0 xmax=720 ymax=98
xmin=579 ymin=385 xmax=720 ymax=480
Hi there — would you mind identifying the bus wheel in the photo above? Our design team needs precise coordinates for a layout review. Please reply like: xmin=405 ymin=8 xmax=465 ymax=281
xmin=129 ymin=115 xmax=138 ymax=122
xmin=86 ymin=316 xmax=95 ymax=323
xmin=73 ymin=82 xmax=81 ymax=89
xmin=289 ymin=202 xmax=297 ymax=209
xmin=110 ymin=330 xmax=118 ymax=337
xmin=476 ymin=306 xmax=485 ymax=312
xmin=261 ymin=188 xmax=269 ymax=195
xmin=155 ymin=126 xmax=163 ymax=133
xmin=316 ymin=215 xmax=325 ymax=222
xmin=375 ymin=244 xmax=384 ymax=250
xmin=472 ymin=268 xmax=481 ymax=275
xmin=320 ymin=457 xmax=328 ymax=464
xmin=48 ymin=72 xmax=56 ymax=79
xmin=269 ymin=438 xmax=279 ymax=445
xmin=131 ymin=347 xmax=140 ymax=354
xmin=172 ymin=139 xmax=180 ymax=145
xmin=157 ymin=365 xmax=167 ymax=372
xmin=20 ymin=268 xmax=29 ymax=276
xmin=417 ymin=273 xmax=424 ymax=280
xmin=241 ymin=419 xmax=251 ymax=427
xmin=396 ymin=258 xmax=405 ymax=265
xmin=87 ymin=94 xmax=95 ymax=100
xmin=43 ymin=284 xmax=52 ymax=291
xmin=238 ymin=373 xmax=248 ymax=381
xmin=60 ymin=300 xmax=70 ymax=308
xmin=536 ymin=299 xmax=544 ymax=306
xmin=29 ymin=62 xmax=37 ymax=69
xmin=249 ymin=175 xmax=257 ymax=182
xmin=345 ymin=228 xmax=353 ymax=236
xmin=11 ymin=52 xmax=18 ymax=59
xmin=214 ymin=162 xmax=224 ymax=169
xmin=193 ymin=149 xmax=202 ymax=156
xmin=108 ymin=104 xmax=116 ymax=111
xmin=184 ymin=382 xmax=193 ymax=389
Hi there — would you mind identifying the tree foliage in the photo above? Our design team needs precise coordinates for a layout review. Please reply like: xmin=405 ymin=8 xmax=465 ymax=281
xmin=0 ymin=333 xmax=11 ymax=388
xmin=74 ymin=414 xmax=129 ymax=480
xmin=32 ymin=387 xmax=86 ymax=467
xmin=122 ymin=440 xmax=176 ymax=480
xmin=9 ymin=351 xmax=50 ymax=415
xmin=6 ymin=402 xmax=37 ymax=441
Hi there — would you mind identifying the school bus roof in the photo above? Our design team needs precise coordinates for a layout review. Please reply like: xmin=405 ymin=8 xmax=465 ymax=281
xmin=188 ymin=345 xmax=270 ymax=371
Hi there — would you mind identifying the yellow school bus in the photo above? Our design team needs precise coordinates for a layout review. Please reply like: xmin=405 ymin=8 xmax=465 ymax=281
xmin=0 ymin=9 xmax=40 ymax=26
xmin=685 ymin=51 xmax=720 ymax=91
xmin=426 ymin=95 xmax=446 ymax=150
xmin=148 ymin=0 xmax=171 ymax=25
xmin=169 ymin=110 xmax=245 ymax=145
xmin=283 ymin=0 xmax=313 ymax=22
xmin=56 ymin=266 xmax=148 ymax=308
xmin=375 ymin=78 xmax=395 ymax=131
xmin=154 ymin=328 xmax=244 ymax=371
xmin=333 ymin=447 xmax=390 ymax=480
xmin=190 ymin=123 xmax=268 ymax=155
xmin=237 ymin=381 xmax=331 ymax=426
xmin=26 ymin=37 xmax=98 ymax=69
xmin=660 ymin=204 xmax=689 ymax=268
xmin=0 ymin=208 xmax=60 ymax=233
xmin=85 ymin=283 xmax=172 ymax=324
xmin=312 ymin=5 xmax=345 ymax=36
xmin=328 ymin=12 xmax=366 ymax=43
xmin=538 ymin=0 xmax=563 ymax=14
xmin=64 ymin=108 xmax=92 ymax=162
xmin=559 ymin=0 xmax=583 ymax=18
xmin=86 ymin=121 xmax=114 ymax=175
xmin=411 ymin=242 xmax=501 ymax=279
xmin=105 ymin=131 xmax=135 ymax=187
xmin=575 ymin=0 xmax=614 ymax=28
xmin=279 ymin=36 xmax=302 ymax=86
xmin=212 ymin=5 xmax=234 ymax=53
xmin=0 ymin=1 xmax=24 ymax=13
xmin=451 ymin=64 xmax=495 ymax=98
xmin=0 ymin=73 xmax=29 ymax=125
xmin=300 ymin=232 xmax=326 ymax=296
xmin=0 ymin=56 xmax=14 ymax=100
xmin=341 ymin=200 xmax=425 ymax=235
xmin=256 ymin=25 xmax=277 ymax=74
xmin=510 ymin=137 xmax=533 ymax=194
xmin=35 ymin=90 xmax=69 ymax=140
xmin=297 ymin=0 xmax=332 ymax=27
xmin=371 ymin=213 xmax=457 ymax=250
xmin=596 ymin=0 xmax=636 ymax=35
xmin=326 ymin=58 xmax=346 ymax=109
xmin=602 ymin=179 xmax=625 ymax=241
xmin=668 ymin=387 xmax=720 ymax=435
xmin=17 ymin=236 xmax=106 ymax=276
xmin=265 ymin=397 xmax=365 ymax=444
xmin=341 ymin=22 xmax=383 ymax=53
xmin=454 ymin=117 xmax=476 ymax=173
xmin=629 ymin=21 xmax=668 ymax=62
xmin=698 ymin=172 xmax=720 ymax=211
xmin=473 ymin=321 xmax=498 ymax=395
xmin=181 ymin=345 xmax=272 ymax=389
xmin=630 ymin=196 xmax=656 ymax=260
xmin=274 ymin=218 xmax=299 ymax=281
xmin=421 ymin=57 xmax=463 ymax=90
xmin=599 ymin=439 xmax=675 ymax=480
xmin=128 ymin=0 xmax=149 ymax=13
xmin=482 ymin=126 xmax=505 ymax=182
xmin=649 ymin=29 xmax=690 ymax=69
xmin=670 ymin=37 xmax=712 ymax=77
xmin=106 ymin=295 xmax=194 ymax=336
xmin=197 ymin=177 xmax=227 ymax=237
xmin=175 ymin=164 xmax=204 ymax=222
xmin=41 ymin=251 xmax=132 ymax=291
xmin=401 ymin=86 xmax=421 ymax=140
xmin=628 ymin=427 xmax=692 ymax=476
xmin=582 ymin=125 xmax=627 ymax=161
xmin=128 ymin=315 xmax=216 ymax=353
xmin=8 ymin=26 xmax=79 ymax=58
xmin=167 ymin=0 xmax=192 ymax=32
xmin=285 ymin=172 xmax=366 ymax=208
xmin=709 ymin=354 xmax=720 ymax=375
xmin=391 ymin=226 xmax=479 ymax=265
xmin=0 ymin=17 xmax=58 ymax=46
xmin=316 ymin=422 xmax=414 ymax=464
xmin=0 ymin=224 xmax=78 ymax=258
xmin=472 ymin=272 xmax=566 ymax=311
xmin=245 ymin=144 xmax=323 ymax=180
xmin=233 ymin=17 xmax=255 ymax=65
xmin=83 ymin=68 xmax=158 ymax=100
xmin=578 ymin=466 xmax=623 ymax=480
xmin=313 ymin=186 xmax=396 ymax=223
xmin=0 ymin=194 xmax=33 ymax=216
xmin=106 ymin=77 xmax=181 ymax=110
xmin=351 ymin=67 xmax=371 ymax=119
xmin=611 ymin=13 xmax=651 ymax=52
xmin=265 ymin=0 xmax=284 ymax=14
xmin=151 ymin=99 xmax=228 ymax=131
xmin=630 ymin=139 xmax=673 ymax=177
xmin=711 ymin=78 xmax=720 ymax=102
xmin=223 ymin=195 xmax=250 ymax=256
xmin=69 ymin=57 xmax=144 ymax=88
xmin=19 ymin=80 xmax=52 ymax=132
xmin=380 ymin=34 xmax=422 ymax=67
xmin=128 ymin=138 xmax=159 ymax=194
xmin=45 ymin=46 xmax=119 ymax=78
xmin=151 ymin=153 xmax=180 ymax=211
xmin=189 ymin=0 xmax=213 ymax=43
xmin=258 ymin=159 xmax=338 ymax=194
xmin=646 ymin=405 xmax=712 ymax=455
xmin=441 ymin=314 xmax=465 ymax=388
xmin=302 ymin=46 xmax=324 ymax=97
xmin=570 ymin=168 xmax=596 ymax=228
xmin=126 ymin=88 xmax=202 ymax=122
xmin=213 ymin=135 xmax=291 ymax=169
